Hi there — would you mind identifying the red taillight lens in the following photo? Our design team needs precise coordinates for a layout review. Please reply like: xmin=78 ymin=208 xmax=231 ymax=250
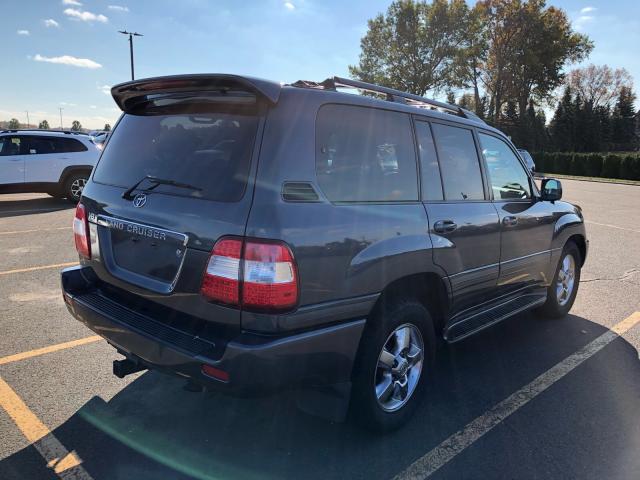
xmin=200 ymin=238 xmax=299 ymax=311
xmin=201 ymin=364 xmax=230 ymax=382
xmin=73 ymin=203 xmax=90 ymax=258
xmin=201 ymin=238 xmax=242 ymax=305
xmin=242 ymin=241 xmax=298 ymax=310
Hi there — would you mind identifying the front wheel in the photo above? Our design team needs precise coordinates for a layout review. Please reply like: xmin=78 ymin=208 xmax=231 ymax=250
xmin=537 ymin=242 xmax=581 ymax=318
xmin=350 ymin=299 xmax=435 ymax=432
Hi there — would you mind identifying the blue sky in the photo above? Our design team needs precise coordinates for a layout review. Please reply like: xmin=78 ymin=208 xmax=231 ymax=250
xmin=2 ymin=0 xmax=638 ymax=129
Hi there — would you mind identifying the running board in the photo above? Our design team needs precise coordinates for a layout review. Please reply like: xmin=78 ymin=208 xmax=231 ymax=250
xmin=444 ymin=294 xmax=546 ymax=343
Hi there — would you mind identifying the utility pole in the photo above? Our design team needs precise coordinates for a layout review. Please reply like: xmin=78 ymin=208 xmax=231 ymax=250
xmin=118 ymin=30 xmax=143 ymax=80
xmin=25 ymin=111 xmax=30 ymax=128
xmin=59 ymin=108 xmax=64 ymax=130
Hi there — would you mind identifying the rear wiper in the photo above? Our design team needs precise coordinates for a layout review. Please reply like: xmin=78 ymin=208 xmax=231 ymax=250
xmin=122 ymin=175 xmax=202 ymax=200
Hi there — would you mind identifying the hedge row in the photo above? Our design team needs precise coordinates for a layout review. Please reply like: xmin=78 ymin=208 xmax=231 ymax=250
xmin=531 ymin=152 xmax=640 ymax=180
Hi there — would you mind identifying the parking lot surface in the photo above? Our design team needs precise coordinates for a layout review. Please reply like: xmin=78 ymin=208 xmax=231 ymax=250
xmin=1 ymin=180 xmax=639 ymax=480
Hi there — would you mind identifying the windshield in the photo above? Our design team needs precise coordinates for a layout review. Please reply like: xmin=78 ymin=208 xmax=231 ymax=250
xmin=93 ymin=112 xmax=259 ymax=202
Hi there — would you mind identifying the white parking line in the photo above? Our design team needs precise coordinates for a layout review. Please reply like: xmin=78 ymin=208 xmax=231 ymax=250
xmin=585 ymin=221 xmax=640 ymax=233
xmin=394 ymin=312 xmax=640 ymax=480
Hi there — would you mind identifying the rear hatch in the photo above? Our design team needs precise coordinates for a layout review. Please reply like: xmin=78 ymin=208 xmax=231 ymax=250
xmin=80 ymin=75 xmax=277 ymax=332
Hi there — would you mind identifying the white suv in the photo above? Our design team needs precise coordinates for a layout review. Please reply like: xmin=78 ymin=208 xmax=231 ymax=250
xmin=0 ymin=130 xmax=101 ymax=202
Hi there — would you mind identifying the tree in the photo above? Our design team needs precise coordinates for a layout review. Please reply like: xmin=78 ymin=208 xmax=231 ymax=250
xmin=104 ymin=123 xmax=111 ymax=132
xmin=566 ymin=64 xmax=633 ymax=109
xmin=8 ymin=118 xmax=20 ymax=129
xmin=549 ymin=86 xmax=576 ymax=151
xmin=349 ymin=0 xmax=472 ymax=95
xmin=71 ymin=120 xmax=82 ymax=131
xmin=38 ymin=120 xmax=50 ymax=129
xmin=479 ymin=0 xmax=592 ymax=122
xmin=611 ymin=86 xmax=637 ymax=150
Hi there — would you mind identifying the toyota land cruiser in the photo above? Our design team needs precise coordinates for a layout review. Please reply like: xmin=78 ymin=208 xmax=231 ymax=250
xmin=61 ymin=74 xmax=587 ymax=431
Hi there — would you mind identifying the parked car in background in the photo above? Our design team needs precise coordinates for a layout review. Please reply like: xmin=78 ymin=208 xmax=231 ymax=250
xmin=92 ymin=131 xmax=110 ymax=149
xmin=0 ymin=129 xmax=101 ymax=202
xmin=62 ymin=74 xmax=587 ymax=432
xmin=517 ymin=149 xmax=536 ymax=174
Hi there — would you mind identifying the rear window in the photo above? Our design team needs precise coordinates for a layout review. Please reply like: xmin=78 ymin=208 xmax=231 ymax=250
xmin=93 ymin=112 xmax=259 ymax=202
xmin=315 ymin=104 xmax=418 ymax=202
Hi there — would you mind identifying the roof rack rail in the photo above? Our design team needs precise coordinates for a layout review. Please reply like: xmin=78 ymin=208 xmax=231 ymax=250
xmin=0 ymin=129 xmax=89 ymax=135
xmin=299 ymin=76 xmax=485 ymax=124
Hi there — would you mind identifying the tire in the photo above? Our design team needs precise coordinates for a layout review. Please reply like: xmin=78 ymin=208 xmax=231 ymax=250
xmin=64 ymin=173 xmax=89 ymax=203
xmin=350 ymin=298 xmax=435 ymax=432
xmin=537 ymin=242 xmax=581 ymax=318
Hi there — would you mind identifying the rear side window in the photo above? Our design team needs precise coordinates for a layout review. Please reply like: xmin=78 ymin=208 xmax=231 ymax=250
xmin=414 ymin=121 xmax=443 ymax=201
xmin=316 ymin=104 xmax=418 ymax=202
xmin=431 ymin=123 xmax=484 ymax=201
xmin=56 ymin=137 xmax=88 ymax=153
xmin=93 ymin=112 xmax=259 ymax=202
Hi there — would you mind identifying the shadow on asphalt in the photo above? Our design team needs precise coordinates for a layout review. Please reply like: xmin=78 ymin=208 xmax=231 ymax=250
xmin=1 ymin=313 xmax=639 ymax=480
xmin=0 ymin=196 xmax=73 ymax=218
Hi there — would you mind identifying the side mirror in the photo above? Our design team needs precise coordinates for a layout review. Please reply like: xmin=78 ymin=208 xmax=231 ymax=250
xmin=541 ymin=178 xmax=562 ymax=202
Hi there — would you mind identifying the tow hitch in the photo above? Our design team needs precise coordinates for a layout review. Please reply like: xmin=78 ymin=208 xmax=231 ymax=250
xmin=113 ymin=358 xmax=147 ymax=378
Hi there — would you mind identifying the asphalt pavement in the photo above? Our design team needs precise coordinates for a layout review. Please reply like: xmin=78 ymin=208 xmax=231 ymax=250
xmin=0 ymin=180 xmax=639 ymax=480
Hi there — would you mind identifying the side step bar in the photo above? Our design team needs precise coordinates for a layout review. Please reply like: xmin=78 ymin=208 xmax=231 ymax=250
xmin=444 ymin=294 xmax=546 ymax=343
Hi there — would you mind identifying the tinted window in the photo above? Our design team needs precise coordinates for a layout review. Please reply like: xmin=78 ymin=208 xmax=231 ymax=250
xmin=56 ymin=137 xmax=88 ymax=153
xmin=316 ymin=105 xmax=418 ymax=202
xmin=414 ymin=121 xmax=443 ymax=201
xmin=0 ymin=136 xmax=24 ymax=156
xmin=93 ymin=112 xmax=259 ymax=202
xmin=479 ymin=133 xmax=531 ymax=200
xmin=26 ymin=136 xmax=56 ymax=154
xmin=431 ymin=123 xmax=484 ymax=201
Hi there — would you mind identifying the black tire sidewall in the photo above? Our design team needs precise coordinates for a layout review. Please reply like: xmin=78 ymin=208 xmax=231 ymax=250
xmin=350 ymin=300 xmax=435 ymax=432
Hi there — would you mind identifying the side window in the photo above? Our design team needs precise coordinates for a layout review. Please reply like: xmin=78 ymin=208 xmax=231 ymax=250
xmin=414 ymin=121 xmax=443 ymax=201
xmin=431 ymin=123 xmax=484 ymax=201
xmin=0 ymin=137 xmax=23 ymax=156
xmin=316 ymin=105 xmax=418 ymax=202
xmin=479 ymin=133 xmax=532 ymax=200
xmin=26 ymin=137 xmax=55 ymax=155
xmin=56 ymin=137 xmax=88 ymax=153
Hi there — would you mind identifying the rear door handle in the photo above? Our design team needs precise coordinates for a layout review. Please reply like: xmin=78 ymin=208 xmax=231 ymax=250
xmin=433 ymin=220 xmax=458 ymax=234
xmin=503 ymin=216 xmax=518 ymax=226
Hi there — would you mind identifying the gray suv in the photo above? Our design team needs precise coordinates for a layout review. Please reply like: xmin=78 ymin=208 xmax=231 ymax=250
xmin=61 ymin=74 xmax=587 ymax=431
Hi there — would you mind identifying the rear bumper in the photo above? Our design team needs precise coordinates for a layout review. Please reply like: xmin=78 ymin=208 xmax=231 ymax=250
xmin=61 ymin=266 xmax=365 ymax=394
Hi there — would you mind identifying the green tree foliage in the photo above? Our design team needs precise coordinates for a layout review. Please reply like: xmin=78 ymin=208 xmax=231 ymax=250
xmin=480 ymin=0 xmax=592 ymax=122
xmin=71 ymin=120 xmax=82 ymax=131
xmin=104 ymin=123 xmax=111 ymax=132
xmin=38 ymin=120 xmax=50 ymax=129
xmin=8 ymin=118 xmax=20 ymax=129
xmin=349 ymin=0 xmax=472 ymax=95
xmin=611 ymin=86 xmax=637 ymax=150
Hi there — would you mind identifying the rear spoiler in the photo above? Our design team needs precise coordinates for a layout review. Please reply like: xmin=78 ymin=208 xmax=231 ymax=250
xmin=111 ymin=74 xmax=282 ymax=112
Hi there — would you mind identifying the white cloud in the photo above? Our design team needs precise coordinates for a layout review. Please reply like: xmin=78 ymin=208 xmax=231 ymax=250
xmin=284 ymin=2 xmax=295 ymax=10
xmin=89 ymin=105 xmax=97 ymax=109
xmin=98 ymin=84 xmax=112 ymax=95
xmin=17 ymin=30 xmax=30 ymax=35
xmin=64 ymin=8 xmax=108 ymax=23
xmin=33 ymin=54 xmax=102 ymax=69
xmin=574 ymin=15 xmax=595 ymax=31
xmin=62 ymin=0 xmax=83 ymax=5
xmin=60 ymin=102 xmax=77 ymax=107
xmin=43 ymin=19 xmax=60 ymax=28
xmin=108 ymin=5 xmax=129 ymax=12
xmin=580 ymin=7 xmax=597 ymax=14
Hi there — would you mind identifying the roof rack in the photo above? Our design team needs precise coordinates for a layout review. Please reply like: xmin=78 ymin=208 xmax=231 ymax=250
xmin=292 ymin=76 xmax=485 ymax=124
xmin=0 ymin=129 xmax=89 ymax=136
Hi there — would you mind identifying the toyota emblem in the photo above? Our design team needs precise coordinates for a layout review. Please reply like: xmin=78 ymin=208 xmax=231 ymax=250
xmin=133 ymin=193 xmax=147 ymax=208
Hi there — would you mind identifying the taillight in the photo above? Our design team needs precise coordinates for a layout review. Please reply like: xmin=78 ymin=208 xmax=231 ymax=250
xmin=73 ymin=203 xmax=90 ymax=258
xmin=200 ymin=238 xmax=298 ymax=312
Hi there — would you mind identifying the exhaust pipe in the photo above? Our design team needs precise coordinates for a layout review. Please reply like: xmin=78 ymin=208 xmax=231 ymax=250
xmin=113 ymin=358 xmax=147 ymax=378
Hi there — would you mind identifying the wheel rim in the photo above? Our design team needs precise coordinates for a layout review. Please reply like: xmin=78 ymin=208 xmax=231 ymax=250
xmin=555 ymin=253 xmax=576 ymax=306
xmin=70 ymin=178 xmax=86 ymax=198
xmin=374 ymin=323 xmax=424 ymax=412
